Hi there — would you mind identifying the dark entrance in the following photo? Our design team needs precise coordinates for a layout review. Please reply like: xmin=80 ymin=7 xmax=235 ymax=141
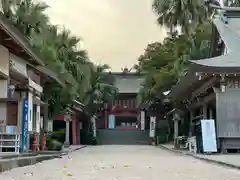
xmin=97 ymin=129 xmax=150 ymax=145
xmin=53 ymin=120 xmax=73 ymax=144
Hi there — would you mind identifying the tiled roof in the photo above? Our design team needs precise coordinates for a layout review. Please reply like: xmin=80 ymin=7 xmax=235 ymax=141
xmin=190 ymin=7 xmax=240 ymax=69
xmin=114 ymin=74 xmax=144 ymax=93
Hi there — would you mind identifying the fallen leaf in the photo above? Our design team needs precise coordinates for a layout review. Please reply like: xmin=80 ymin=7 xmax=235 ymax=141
xmin=66 ymin=172 xmax=73 ymax=176
xmin=64 ymin=165 xmax=68 ymax=168
xmin=124 ymin=164 xmax=130 ymax=168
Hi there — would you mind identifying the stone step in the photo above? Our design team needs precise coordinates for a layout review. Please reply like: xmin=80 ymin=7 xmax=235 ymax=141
xmin=97 ymin=129 xmax=151 ymax=145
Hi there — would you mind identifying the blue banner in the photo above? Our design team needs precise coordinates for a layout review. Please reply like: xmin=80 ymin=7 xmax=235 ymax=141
xmin=21 ymin=98 xmax=28 ymax=152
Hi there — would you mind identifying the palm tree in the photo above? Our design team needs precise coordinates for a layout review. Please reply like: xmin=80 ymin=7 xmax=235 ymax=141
xmin=1 ymin=0 xmax=49 ymax=36
xmin=84 ymin=64 xmax=117 ymax=106
xmin=15 ymin=0 xmax=49 ymax=36
xmin=152 ymin=0 xmax=209 ymax=33
xmin=1 ymin=0 xmax=21 ymax=17
xmin=2 ymin=0 xmax=117 ymax=117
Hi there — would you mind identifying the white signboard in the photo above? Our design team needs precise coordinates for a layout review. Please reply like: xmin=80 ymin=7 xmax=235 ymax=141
xmin=91 ymin=116 xmax=96 ymax=137
xmin=28 ymin=92 xmax=33 ymax=131
xmin=40 ymin=116 xmax=43 ymax=129
xmin=149 ymin=116 xmax=156 ymax=138
xmin=36 ymin=105 xmax=41 ymax=133
xmin=201 ymin=119 xmax=217 ymax=153
xmin=140 ymin=111 xmax=145 ymax=130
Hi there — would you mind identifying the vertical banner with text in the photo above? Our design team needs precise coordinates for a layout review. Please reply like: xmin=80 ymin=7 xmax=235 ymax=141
xmin=141 ymin=111 xmax=145 ymax=130
xmin=201 ymin=119 xmax=217 ymax=153
xmin=149 ymin=116 xmax=156 ymax=138
xmin=21 ymin=98 xmax=28 ymax=152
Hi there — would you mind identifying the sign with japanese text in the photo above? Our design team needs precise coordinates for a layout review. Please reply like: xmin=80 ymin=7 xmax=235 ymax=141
xmin=21 ymin=98 xmax=28 ymax=152
xmin=201 ymin=119 xmax=217 ymax=153
xmin=149 ymin=116 xmax=156 ymax=138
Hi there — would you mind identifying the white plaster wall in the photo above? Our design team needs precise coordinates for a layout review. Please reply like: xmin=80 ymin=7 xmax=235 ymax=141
xmin=0 ymin=80 xmax=8 ymax=98
xmin=10 ymin=53 xmax=27 ymax=77
xmin=0 ymin=45 xmax=9 ymax=77
xmin=0 ymin=103 xmax=7 ymax=133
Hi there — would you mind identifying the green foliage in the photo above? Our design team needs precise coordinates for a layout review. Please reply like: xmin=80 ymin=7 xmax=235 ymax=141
xmin=45 ymin=130 xmax=65 ymax=150
xmin=46 ymin=138 xmax=63 ymax=151
xmin=137 ymin=19 xmax=212 ymax=103
xmin=152 ymin=0 xmax=210 ymax=34
xmin=1 ymin=0 xmax=117 ymax=117
xmin=51 ymin=129 xmax=65 ymax=139
xmin=142 ymin=0 xmax=214 ymax=104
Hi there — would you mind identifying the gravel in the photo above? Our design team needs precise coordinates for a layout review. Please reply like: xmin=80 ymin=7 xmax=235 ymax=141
xmin=0 ymin=145 xmax=240 ymax=180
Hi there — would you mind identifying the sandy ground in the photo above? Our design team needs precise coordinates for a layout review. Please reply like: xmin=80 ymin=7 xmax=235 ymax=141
xmin=0 ymin=145 xmax=240 ymax=180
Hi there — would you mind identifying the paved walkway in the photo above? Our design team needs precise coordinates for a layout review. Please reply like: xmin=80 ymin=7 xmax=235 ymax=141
xmin=0 ymin=145 xmax=240 ymax=180
xmin=160 ymin=143 xmax=240 ymax=169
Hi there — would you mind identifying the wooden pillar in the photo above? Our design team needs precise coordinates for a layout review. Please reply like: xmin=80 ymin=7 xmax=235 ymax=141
xmin=43 ymin=105 xmax=48 ymax=132
xmin=76 ymin=121 xmax=80 ymax=144
xmin=72 ymin=115 xmax=77 ymax=145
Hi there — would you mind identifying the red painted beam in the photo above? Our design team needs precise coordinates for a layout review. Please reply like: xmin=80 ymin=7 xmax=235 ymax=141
xmin=55 ymin=115 xmax=64 ymax=121
xmin=112 ymin=113 xmax=137 ymax=117
xmin=117 ymin=126 xmax=136 ymax=130
xmin=72 ymin=115 xmax=77 ymax=145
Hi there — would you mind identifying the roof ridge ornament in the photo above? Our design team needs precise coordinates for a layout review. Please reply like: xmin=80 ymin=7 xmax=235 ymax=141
xmin=220 ymin=13 xmax=228 ymax=24
xmin=121 ymin=66 xmax=132 ymax=73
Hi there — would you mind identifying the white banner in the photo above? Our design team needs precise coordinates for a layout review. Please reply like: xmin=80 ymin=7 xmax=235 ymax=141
xmin=140 ymin=111 xmax=145 ymax=130
xmin=40 ymin=116 xmax=43 ymax=129
xmin=28 ymin=92 xmax=33 ymax=131
xmin=149 ymin=116 xmax=156 ymax=138
xmin=36 ymin=105 xmax=41 ymax=133
xmin=201 ymin=119 xmax=217 ymax=153
xmin=91 ymin=116 xmax=96 ymax=137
